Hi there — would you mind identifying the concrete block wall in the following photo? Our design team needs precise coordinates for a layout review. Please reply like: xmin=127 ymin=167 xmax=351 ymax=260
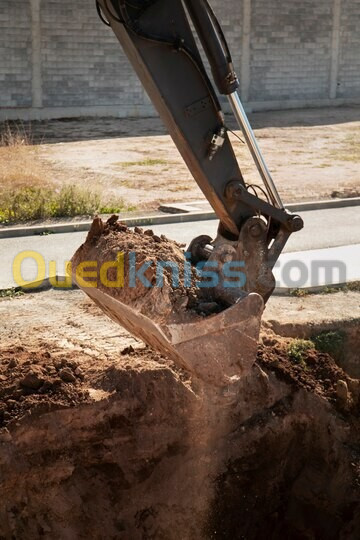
xmin=0 ymin=1 xmax=32 ymax=107
xmin=0 ymin=0 xmax=359 ymax=119
xmin=338 ymin=0 xmax=360 ymax=98
xmin=249 ymin=0 xmax=333 ymax=101
xmin=212 ymin=0 xmax=243 ymax=81
xmin=40 ymin=0 xmax=142 ymax=108
xmin=191 ymin=0 xmax=243 ymax=105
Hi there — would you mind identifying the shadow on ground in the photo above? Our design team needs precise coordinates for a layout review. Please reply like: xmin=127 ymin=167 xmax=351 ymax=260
xmin=1 ymin=106 xmax=359 ymax=145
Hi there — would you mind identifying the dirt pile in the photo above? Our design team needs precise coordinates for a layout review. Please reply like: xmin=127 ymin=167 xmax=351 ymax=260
xmin=0 ymin=335 xmax=359 ymax=539
xmin=259 ymin=332 xmax=360 ymax=411
xmin=71 ymin=215 xmax=206 ymax=324
xmin=0 ymin=345 xmax=90 ymax=429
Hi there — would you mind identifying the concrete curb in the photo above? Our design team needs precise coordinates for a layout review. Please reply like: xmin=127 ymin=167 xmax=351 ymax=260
xmin=285 ymin=197 xmax=360 ymax=212
xmin=0 ymin=197 xmax=359 ymax=240
xmin=160 ymin=197 xmax=360 ymax=215
xmin=0 ymin=211 xmax=216 ymax=239
xmin=1 ymin=277 xmax=358 ymax=298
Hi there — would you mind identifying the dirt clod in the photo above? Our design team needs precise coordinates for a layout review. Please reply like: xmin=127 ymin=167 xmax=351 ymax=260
xmin=19 ymin=368 xmax=44 ymax=391
xmin=0 ymin=347 xmax=90 ymax=429
xmin=337 ymin=379 xmax=349 ymax=405
xmin=59 ymin=367 xmax=76 ymax=383
xmin=71 ymin=216 xmax=208 ymax=324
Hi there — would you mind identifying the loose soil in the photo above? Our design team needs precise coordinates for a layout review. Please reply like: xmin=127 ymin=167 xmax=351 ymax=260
xmin=0 ymin=345 xmax=90 ymax=429
xmin=71 ymin=216 xmax=220 ymax=321
xmin=0 ymin=289 xmax=359 ymax=538
xmin=259 ymin=333 xmax=359 ymax=410
xmin=264 ymin=293 xmax=360 ymax=378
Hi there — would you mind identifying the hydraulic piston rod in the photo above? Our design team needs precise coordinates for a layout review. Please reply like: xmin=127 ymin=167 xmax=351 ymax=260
xmin=228 ymin=91 xmax=284 ymax=210
xmin=182 ymin=0 xmax=284 ymax=211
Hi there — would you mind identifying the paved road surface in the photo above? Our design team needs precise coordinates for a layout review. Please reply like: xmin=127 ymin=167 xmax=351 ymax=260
xmin=1 ymin=206 xmax=359 ymax=289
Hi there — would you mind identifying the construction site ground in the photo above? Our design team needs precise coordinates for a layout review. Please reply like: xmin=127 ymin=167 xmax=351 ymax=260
xmin=1 ymin=287 xmax=360 ymax=538
xmin=1 ymin=288 xmax=358 ymax=372
xmin=1 ymin=106 xmax=359 ymax=219
xmin=1 ymin=106 xmax=360 ymax=537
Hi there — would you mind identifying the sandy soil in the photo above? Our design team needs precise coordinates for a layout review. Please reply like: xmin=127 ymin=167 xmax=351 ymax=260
xmin=71 ymin=216 xmax=204 ymax=318
xmin=0 ymin=288 xmax=358 ymax=374
xmin=0 ymin=287 xmax=360 ymax=538
xmin=2 ymin=106 xmax=359 ymax=212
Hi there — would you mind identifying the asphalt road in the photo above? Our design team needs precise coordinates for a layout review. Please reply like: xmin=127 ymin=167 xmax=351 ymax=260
xmin=1 ymin=206 xmax=359 ymax=289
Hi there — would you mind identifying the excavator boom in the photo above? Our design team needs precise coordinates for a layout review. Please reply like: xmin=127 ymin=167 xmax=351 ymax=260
xmin=72 ymin=0 xmax=304 ymax=382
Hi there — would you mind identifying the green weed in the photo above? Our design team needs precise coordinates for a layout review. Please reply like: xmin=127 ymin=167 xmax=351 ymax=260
xmin=287 ymin=339 xmax=314 ymax=366
xmin=168 ymin=184 xmax=192 ymax=192
xmin=0 ymin=288 xmax=25 ymax=299
xmin=312 ymin=330 xmax=345 ymax=361
xmin=320 ymin=286 xmax=342 ymax=295
xmin=290 ymin=288 xmax=309 ymax=298
xmin=100 ymin=202 xmax=137 ymax=214
xmin=288 ymin=281 xmax=360 ymax=297
xmin=116 ymin=158 xmax=168 ymax=167
xmin=0 ymin=185 xmax=132 ymax=223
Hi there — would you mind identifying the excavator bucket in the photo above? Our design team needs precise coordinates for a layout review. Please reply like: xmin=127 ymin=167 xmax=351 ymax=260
xmin=71 ymin=218 xmax=264 ymax=387
xmin=74 ymin=285 xmax=263 ymax=387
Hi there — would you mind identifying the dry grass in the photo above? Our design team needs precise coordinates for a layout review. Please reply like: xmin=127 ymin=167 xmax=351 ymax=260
xmin=0 ymin=121 xmax=33 ymax=147
xmin=330 ymin=133 xmax=360 ymax=163
xmin=0 ymin=122 xmax=133 ymax=223
xmin=0 ymin=145 xmax=46 ymax=194
xmin=115 ymin=158 xmax=169 ymax=168
xmin=168 ymin=184 xmax=192 ymax=192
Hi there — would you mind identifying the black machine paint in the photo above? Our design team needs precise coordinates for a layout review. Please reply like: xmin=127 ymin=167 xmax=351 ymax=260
xmin=95 ymin=0 xmax=303 ymax=303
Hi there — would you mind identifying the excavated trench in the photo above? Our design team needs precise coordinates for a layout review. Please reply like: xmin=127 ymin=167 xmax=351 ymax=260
xmin=0 ymin=340 xmax=359 ymax=539
xmin=1 ymin=218 xmax=359 ymax=538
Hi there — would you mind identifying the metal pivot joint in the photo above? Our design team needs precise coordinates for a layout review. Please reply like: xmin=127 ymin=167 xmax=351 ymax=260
xmin=225 ymin=180 xmax=304 ymax=233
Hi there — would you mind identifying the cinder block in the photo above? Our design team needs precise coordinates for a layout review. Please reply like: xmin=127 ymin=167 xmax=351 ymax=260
xmin=0 ymin=0 xmax=359 ymax=114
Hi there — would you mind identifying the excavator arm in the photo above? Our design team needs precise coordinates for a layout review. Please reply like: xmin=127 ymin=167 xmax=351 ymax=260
xmin=71 ymin=0 xmax=305 ymax=383
xmin=95 ymin=0 xmax=303 ymax=303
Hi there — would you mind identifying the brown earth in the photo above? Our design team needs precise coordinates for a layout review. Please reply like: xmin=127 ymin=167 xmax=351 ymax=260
xmin=71 ymin=216 xmax=204 ymax=322
xmin=1 ymin=107 xmax=359 ymax=219
xmin=0 ymin=345 xmax=91 ymax=429
xmin=258 ymin=333 xmax=359 ymax=409
xmin=0 ymin=270 xmax=359 ymax=537
xmin=1 ymin=333 xmax=358 ymax=431
xmin=0 ymin=333 xmax=359 ymax=538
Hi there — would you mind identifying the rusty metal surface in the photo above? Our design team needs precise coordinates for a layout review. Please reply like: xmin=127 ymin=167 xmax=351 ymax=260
xmin=81 ymin=286 xmax=263 ymax=387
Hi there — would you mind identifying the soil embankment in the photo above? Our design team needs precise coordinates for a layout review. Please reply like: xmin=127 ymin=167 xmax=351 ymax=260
xmin=0 ymin=337 xmax=359 ymax=538
xmin=1 ymin=220 xmax=359 ymax=538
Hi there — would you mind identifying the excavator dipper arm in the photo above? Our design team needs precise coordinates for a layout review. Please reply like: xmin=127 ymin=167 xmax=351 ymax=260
xmin=70 ymin=0 xmax=305 ymax=384
xmin=95 ymin=0 xmax=303 ymax=303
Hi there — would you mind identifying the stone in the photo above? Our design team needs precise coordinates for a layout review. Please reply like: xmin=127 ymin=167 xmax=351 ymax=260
xmin=59 ymin=368 xmax=76 ymax=384
xmin=20 ymin=369 xmax=44 ymax=391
